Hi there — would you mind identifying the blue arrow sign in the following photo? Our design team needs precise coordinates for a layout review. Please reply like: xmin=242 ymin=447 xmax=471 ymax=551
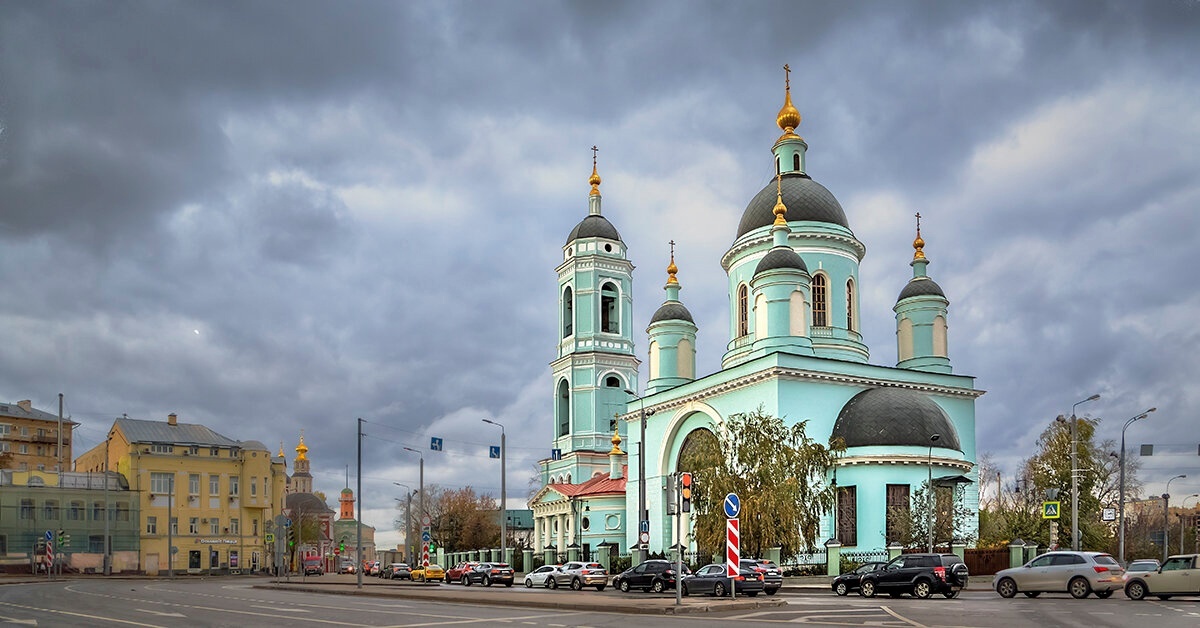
xmin=551 ymin=448 xmax=562 ymax=461
xmin=639 ymin=520 xmax=649 ymax=533
xmin=723 ymin=493 xmax=741 ymax=519
xmin=421 ymin=530 xmax=431 ymax=543
xmin=45 ymin=530 xmax=53 ymax=541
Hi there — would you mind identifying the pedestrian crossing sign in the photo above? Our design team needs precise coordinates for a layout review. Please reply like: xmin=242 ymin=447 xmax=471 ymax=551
xmin=1042 ymin=501 xmax=1061 ymax=519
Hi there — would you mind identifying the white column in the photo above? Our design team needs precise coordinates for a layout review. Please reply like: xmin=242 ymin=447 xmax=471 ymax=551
xmin=567 ymin=508 xmax=575 ymax=545
xmin=532 ymin=515 xmax=540 ymax=550
xmin=556 ymin=513 xmax=565 ymax=551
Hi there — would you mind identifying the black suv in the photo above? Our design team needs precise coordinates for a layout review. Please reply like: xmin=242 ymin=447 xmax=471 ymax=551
xmin=612 ymin=559 xmax=688 ymax=593
xmin=741 ymin=558 xmax=783 ymax=595
xmin=859 ymin=553 xmax=968 ymax=599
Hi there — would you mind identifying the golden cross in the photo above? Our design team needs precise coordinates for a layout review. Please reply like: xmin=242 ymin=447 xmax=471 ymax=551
xmin=669 ymin=239 xmax=675 ymax=258
xmin=591 ymin=145 xmax=598 ymax=167
xmin=915 ymin=212 xmax=922 ymax=233
xmin=784 ymin=63 xmax=791 ymax=90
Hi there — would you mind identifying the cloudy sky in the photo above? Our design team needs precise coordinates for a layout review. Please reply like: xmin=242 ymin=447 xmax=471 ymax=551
xmin=3 ymin=1 xmax=1199 ymax=549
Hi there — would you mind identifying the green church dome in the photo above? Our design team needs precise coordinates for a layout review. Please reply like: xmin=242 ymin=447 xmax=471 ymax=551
xmin=897 ymin=277 xmax=945 ymax=301
xmin=833 ymin=387 xmax=960 ymax=450
xmin=737 ymin=172 xmax=849 ymax=237
xmin=754 ymin=247 xmax=808 ymax=275
xmin=649 ymin=302 xmax=694 ymax=324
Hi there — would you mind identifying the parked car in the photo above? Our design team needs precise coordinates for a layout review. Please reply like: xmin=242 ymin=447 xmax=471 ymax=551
xmin=682 ymin=563 xmax=764 ymax=597
xmin=410 ymin=563 xmax=446 ymax=582
xmin=741 ymin=558 xmax=783 ymax=595
xmin=993 ymin=551 xmax=1124 ymax=599
xmin=461 ymin=562 xmax=515 ymax=587
xmin=549 ymin=561 xmax=608 ymax=591
xmin=367 ymin=560 xmax=382 ymax=576
xmin=386 ymin=562 xmax=412 ymax=580
xmin=1122 ymin=559 xmax=1160 ymax=582
xmin=302 ymin=557 xmax=324 ymax=576
xmin=1124 ymin=554 xmax=1200 ymax=601
xmin=447 ymin=562 xmax=480 ymax=584
xmin=859 ymin=553 xmax=968 ymax=599
xmin=832 ymin=561 xmax=887 ymax=596
xmin=612 ymin=559 xmax=689 ymax=593
xmin=524 ymin=564 xmax=560 ymax=588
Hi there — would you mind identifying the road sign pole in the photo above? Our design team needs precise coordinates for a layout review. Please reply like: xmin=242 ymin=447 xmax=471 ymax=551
xmin=726 ymin=517 xmax=739 ymax=600
xmin=675 ymin=472 xmax=683 ymax=607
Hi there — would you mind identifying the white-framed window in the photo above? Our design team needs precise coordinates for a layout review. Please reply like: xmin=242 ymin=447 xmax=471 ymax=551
xmin=600 ymin=281 xmax=620 ymax=334
xmin=209 ymin=474 xmax=220 ymax=496
xmin=189 ymin=517 xmax=199 ymax=534
xmin=812 ymin=273 xmax=828 ymax=327
xmin=230 ymin=518 xmax=240 ymax=535
xmin=562 ymin=286 xmax=574 ymax=338
xmin=189 ymin=474 xmax=200 ymax=496
xmin=0 ymin=424 xmax=10 ymax=436
xmin=229 ymin=476 xmax=239 ymax=496
xmin=737 ymin=284 xmax=749 ymax=336
xmin=150 ymin=444 xmax=173 ymax=454
xmin=846 ymin=278 xmax=856 ymax=331
xmin=147 ymin=516 xmax=157 ymax=534
xmin=169 ymin=517 xmax=178 ymax=535
xmin=250 ymin=478 xmax=257 ymax=497
xmin=210 ymin=518 xmax=219 ymax=535
xmin=150 ymin=472 xmax=174 ymax=494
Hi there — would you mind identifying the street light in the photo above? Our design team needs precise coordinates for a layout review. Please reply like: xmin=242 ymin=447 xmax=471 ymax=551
xmin=394 ymin=482 xmax=415 ymax=564
xmin=1069 ymin=393 xmax=1100 ymax=551
xmin=483 ymin=418 xmax=507 ymax=563
xmin=1164 ymin=474 xmax=1187 ymax=563
xmin=624 ymin=389 xmax=655 ymax=563
xmin=1181 ymin=494 xmax=1199 ymax=554
xmin=402 ymin=446 xmax=425 ymax=565
xmin=927 ymin=433 xmax=940 ymax=553
xmin=1118 ymin=407 xmax=1156 ymax=565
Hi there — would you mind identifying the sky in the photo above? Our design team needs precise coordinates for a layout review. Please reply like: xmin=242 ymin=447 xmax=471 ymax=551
xmin=3 ymin=1 xmax=1199 ymax=551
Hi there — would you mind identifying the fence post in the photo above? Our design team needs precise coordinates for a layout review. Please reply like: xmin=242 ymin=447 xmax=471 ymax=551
xmin=824 ymin=540 xmax=842 ymax=577
xmin=1008 ymin=539 xmax=1025 ymax=569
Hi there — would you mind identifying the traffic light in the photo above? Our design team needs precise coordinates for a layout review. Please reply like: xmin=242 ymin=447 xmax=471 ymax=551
xmin=428 ymin=540 xmax=437 ymax=553
xmin=36 ymin=538 xmax=45 ymax=553
xmin=62 ymin=533 xmax=71 ymax=549
xmin=57 ymin=530 xmax=65 ymax=548
xmin=680 ymin=472 xmax=693 ymax=513
xmin=339 ymin=539 xmax=345 ymax=553
xmin=287 ymin=526 xmax=295 ymax=548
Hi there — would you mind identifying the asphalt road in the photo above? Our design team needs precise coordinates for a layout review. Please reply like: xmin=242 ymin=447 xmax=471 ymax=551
xmin=0 ymin=577 xmax=1198 ymax=627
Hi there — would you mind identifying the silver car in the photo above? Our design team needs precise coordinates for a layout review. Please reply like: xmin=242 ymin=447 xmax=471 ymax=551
xmin=523 ymin=564 xmax=558 ymax=588
xmin=549 ymin=561 xmax=608 ymax=591
xmin=993 ymin=551 xmax=1124 ymax=599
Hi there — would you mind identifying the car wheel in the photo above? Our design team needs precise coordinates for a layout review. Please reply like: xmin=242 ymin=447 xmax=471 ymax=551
xmin=1023 ymin=591 xmax=1040 ymax=598
xmin=681 ymin=583 xmax=689 ymax=596
xmin=571 ymin=578 xmax=583 ymax=591
xmin=942 ymin=590 xmax=960 ymax=599
xmin=525 ymin=578 xmax=533 ymax=588
xmin=1124 ymin=581 xmax=1146 ymax=600
xmin=596 ymin=584 xmax=606 ymax=592
xmin=549 ymin=577 xmax=558 ymax=590
xmin=913 ymin=580 xmax=932 ymax=599
xmin=505 ymin=582 xmax=512 ymax=587
xmin=619 ymin=579 xmax=630 ymax=593
xmin=835 ymin=582 xmax=849 ymax=596
xmin=462 ymin=575 xmax=471 ymax=586
xmin=714 ymin=582 xmax=726 ymax=597
xmin=1095 ymin=590 xmax=1113 ymax=599
xmin=766 ymin=587 xmax=778 ymax=596
xmin=1157 ymin=595 xmax=1172 ymax=600
xmin=860 ymin=580 xmax=876 ymax=598
xmin=996 ymin=577 xmax=1017 ymax=599
xmin=746 ymin=591 xmax=759 ymax=597
xmin=1068 ymin=576 xmax=1091 ymax=599
xmin=483 ymin=576 xmax=491 ymax=587
xmin=651 ymin=579 xmax=665 ymax=594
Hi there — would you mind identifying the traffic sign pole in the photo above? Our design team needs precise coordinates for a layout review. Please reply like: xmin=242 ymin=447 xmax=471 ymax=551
xmin=726 ymin=518 xmax=739 ymax=600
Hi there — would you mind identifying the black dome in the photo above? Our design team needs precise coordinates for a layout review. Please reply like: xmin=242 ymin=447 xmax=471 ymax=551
xmin=898 ymin=277 xmax=945 ymax=301
xmin=754 ymin=247 xmax=808 ymax=275
xmin=832 ymin=388 xmax=960 ymax=449
xmin=566 ymin=215 xmax=622 ymax=245
xmin=650 ymin=302 xmax=695 ymax=324
xmin=737 ymin=172 xmax=849 ymax=237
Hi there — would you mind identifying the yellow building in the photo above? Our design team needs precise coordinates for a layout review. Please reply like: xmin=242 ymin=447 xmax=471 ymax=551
xmin=0 ymin=399 xmax=77 ymax=472
xmin=75 ymin=413 xmax=287 ymax=575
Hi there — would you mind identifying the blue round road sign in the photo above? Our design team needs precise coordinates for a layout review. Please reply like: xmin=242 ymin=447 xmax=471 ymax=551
xmin=723 ymin=493 xmax=741 ymax=518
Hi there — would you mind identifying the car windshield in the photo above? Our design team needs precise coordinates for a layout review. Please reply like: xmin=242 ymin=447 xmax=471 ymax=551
xmin=1128 ymin=561 xmax=1157 ymax=571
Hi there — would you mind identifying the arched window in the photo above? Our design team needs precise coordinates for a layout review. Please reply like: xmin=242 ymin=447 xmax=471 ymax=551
xmin=600 ymin=282 xmax=619 ymax=334
xmin=737 ymin=284 xmax=749 ymax=337
xmin=812 ymin=274 xmax=828 ymax=327
xmin=789 ymin=290 xmax=806 ymax=336
xmin=898 ymin=318 xmax=914 ymax=361
xmin=846 ymin=278 xmax=855 ymax=331
xmin=562 ymin=287 xmax=573 ymax=338
xmin=793 ymin=153 xmax=800 ymax=171
xmin=677 ymin=338 xmax=694 ymax=379
xmin=754 ymin=293 xmax=768 ymax=339
xmin=933 ymin=315 xmax=948 ymax=357
xmin=605 ymin=376 xmax=621 ymax=388
xmin=556 ymin=380 xmax=570 ymax=437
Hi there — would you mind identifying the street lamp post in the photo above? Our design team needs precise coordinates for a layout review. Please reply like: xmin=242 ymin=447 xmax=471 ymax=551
xmin=483 ymin=419 xmax=507 ymax=563
xmin=927 ymin=433 xmax=940 ymax=553
xmin=1164 ymin=474 xmax=1187 ymax=563
xmin=625 ymin=389 xmax=655 ymax=563
xmin=1181 ymin=495 xmax=1199 ymax=554
xmin=394 ymin=483 xmax=415 ymax=563
xmin=1069 ymin=394 xmax=1100 ymax=551
xmin=1118 ymin=407 xmax=1155 ymax=565
xmin=402 ymin=447 xmax=425 ymax=537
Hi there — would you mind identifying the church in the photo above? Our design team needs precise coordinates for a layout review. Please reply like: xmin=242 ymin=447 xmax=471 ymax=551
xmin=529 ymin=69 xmax=982 ymax=566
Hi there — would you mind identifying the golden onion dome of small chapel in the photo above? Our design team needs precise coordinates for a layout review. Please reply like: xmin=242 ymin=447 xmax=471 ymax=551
xmin=776 ymin=63 xmax=802 ymax=141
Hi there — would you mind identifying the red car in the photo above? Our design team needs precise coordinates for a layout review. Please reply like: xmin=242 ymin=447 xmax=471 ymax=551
xmin=447 ymin=562 xmax=480 ymax=584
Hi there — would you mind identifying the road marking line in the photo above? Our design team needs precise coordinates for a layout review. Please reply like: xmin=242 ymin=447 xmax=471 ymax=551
xmin=0 ymin=601 xmax=164 ymax=627
xmin=251 ymin=606 xmax=311 ymax=613
xmin=880 ymin=605 xmax=928 ymax=628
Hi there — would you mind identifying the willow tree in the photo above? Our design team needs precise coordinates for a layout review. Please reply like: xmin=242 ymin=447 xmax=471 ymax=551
xmin=679 ymin=406 xmax=845 ymax=559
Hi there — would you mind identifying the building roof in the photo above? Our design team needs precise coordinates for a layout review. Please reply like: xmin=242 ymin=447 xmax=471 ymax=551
xmin=0 ymin=400 xmax=76 ymax=424
xmin=649 ymin=302 xmax=695 ymax=324
xmin=897 ymin=276 xmax=946 ymax=301
xmin=737 ymin=172 xmax=849 ymax=237
xmin=549 ymin=466 xmax=627 ymax=498
xmin=286 ymin=492 xmax=334 ymax=513
xmin=566 ymin=214 xmax=622 ymax=244
xmin=754 ymin=246 xmax=809 ymax=275
xmin=832 ymin=387 xmax=961 ymax=450
xmin=114 ymin=417 xmax=240 ymax=447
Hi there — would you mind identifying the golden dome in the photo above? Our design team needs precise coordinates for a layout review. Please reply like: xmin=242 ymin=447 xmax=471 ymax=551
xmin=295 ymin=433 xmax=309 ymax=461
xmin=666 ymin=241 xmax=679 ymax=285
xmin=772 ymin=172 xmax=788 ymax=227
xmin=776 ymin=64 xmax=801 ymax=140
xmin=589 ymin=145 xmax=602 ymax=196
xmin=277 ymin=441 xmax=285 ymax=458
xmin=913 ymin=212 xmax=926 ymax=260
xmin=609 ymin=425 xmax=624 ymax=455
